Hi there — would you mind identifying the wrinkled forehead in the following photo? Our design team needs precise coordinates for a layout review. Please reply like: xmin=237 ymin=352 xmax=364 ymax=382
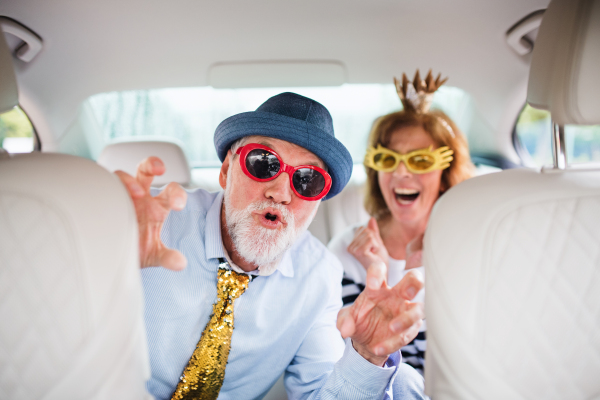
xmin=235 ymin=135 xmax=327 ymax=170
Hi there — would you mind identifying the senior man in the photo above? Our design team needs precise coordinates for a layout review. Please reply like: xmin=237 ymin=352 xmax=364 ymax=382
xmin=117 ymin=92 xmax=425 ymax=400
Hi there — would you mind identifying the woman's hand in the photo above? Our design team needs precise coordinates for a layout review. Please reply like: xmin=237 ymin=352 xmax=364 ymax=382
xmin=347 ymin=217 xmax=389 ymax=269
xmin=114 ymin=157 xmax=188 ymax=270
xmin=337 ymin=261 xmax=424 ymax=366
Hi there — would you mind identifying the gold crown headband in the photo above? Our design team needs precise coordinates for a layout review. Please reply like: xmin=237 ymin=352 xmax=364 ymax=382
xmin=394 ymin=70 xmax=455 ymax=138
xmin=394 ymin=70 xmax=447 ymax=114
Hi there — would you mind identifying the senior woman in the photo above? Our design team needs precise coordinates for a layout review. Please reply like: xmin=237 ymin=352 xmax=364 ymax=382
xmin=328 ymin=71 xmax=474 ymax=375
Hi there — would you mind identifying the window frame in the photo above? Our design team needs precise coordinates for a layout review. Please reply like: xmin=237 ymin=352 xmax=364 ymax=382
xmin=0 ymin=105 xmax=41 ymax=152
xmin=512 ymin=103 xmax=535 ymax=167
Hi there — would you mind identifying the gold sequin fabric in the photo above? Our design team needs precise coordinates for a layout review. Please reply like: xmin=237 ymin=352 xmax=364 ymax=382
xmin=171 ymin=266 xmax=251 ymax=400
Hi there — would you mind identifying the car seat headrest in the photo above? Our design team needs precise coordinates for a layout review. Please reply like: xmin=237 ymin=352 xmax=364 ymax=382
xmin=527 ymin=0 xmax=600 ymax=125
xmin=97 ymin=139 xmax=192 ymax=187
xmin=0 ymin=32 xmax=19 ymax=113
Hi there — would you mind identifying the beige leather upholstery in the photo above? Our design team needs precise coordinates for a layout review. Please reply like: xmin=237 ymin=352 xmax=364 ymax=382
xmin=528 ymin=0 xmax=600 ymax=125
xmin=0 ymin=153 xmax=151 ymax=399
xmin=0 ymin=30 xmax=19 ymax=113
xmin=424 ymin=168 xmax=600 ymax=399
xmin=97 ymin=139 xmax=191 ymax=187
xmin=426 ymin=1 xmax=600 ymax=397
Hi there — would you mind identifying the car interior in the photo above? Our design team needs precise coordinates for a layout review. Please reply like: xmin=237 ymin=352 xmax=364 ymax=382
xmin=0 ymin=0 xmax=599 ymax=398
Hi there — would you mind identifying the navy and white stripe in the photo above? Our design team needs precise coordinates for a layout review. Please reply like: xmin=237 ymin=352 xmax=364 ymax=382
xmin=341 ymin=277 xmax=365 ymax=305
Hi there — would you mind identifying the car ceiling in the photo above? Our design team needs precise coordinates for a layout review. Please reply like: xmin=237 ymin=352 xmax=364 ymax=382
xmin=0 ymin=0 xmax=549 ymax=157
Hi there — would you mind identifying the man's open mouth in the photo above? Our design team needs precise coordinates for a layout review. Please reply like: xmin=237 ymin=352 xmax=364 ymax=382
xmin=394 ymin=188 xmax=420 ymax=204
xmin=265 ymin=212 xmax=277 ymax=221
xmin=258 ymin=208 xmax=285 ymax=227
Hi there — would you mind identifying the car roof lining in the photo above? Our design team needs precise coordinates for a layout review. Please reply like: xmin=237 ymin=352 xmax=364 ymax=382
xmin=0 ymin=0 xmax=550 ymax=161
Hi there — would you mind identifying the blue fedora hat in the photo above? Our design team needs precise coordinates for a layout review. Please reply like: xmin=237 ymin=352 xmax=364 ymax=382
xmin=214 ymin=92 xmax=352 ymax=199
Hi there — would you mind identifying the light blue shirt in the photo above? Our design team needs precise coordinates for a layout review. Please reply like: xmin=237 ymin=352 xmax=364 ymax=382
xmin=142 ymin=188 xmax=424 ymax=400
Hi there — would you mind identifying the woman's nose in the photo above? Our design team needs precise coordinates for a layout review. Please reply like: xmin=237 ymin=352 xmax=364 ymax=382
xmin=393 ymin=160 xmax=412 ymax=177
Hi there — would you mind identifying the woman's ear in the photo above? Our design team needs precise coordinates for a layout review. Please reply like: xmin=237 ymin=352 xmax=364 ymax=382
xmin=219 ymin=150 xmax=233 ymax=189
xmin=439 ymin=176 xmax=449 ymax=194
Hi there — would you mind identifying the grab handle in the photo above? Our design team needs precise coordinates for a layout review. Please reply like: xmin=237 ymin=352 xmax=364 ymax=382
xmin=506 ymin=10 xmax=545 ymax=56
xmin=0 ymin=17 xmax=43 ymax=62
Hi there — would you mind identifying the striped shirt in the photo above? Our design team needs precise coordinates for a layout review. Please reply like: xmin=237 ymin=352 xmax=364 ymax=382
xmin=328 ymin=224 xmax=427 ymax=376
xmin=141 ymin=188 xmax=425 ymax=400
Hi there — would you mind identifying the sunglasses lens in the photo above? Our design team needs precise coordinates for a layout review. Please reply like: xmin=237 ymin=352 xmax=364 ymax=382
xmin=292 ymin=168 xmax=326 ymax=198
xmin=373 ymin=153 xmax=397 ymax=169
xmin=407 ymin=154 xmax=435 ymax=171
xmin=246 ymin=149 xmax=280 ymax=179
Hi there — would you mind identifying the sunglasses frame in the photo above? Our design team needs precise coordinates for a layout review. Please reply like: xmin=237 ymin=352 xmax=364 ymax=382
xmin=364 ymin=144 xmax=454 ymax=174
xmin=235 ymin=143 xmax=332 ymax=201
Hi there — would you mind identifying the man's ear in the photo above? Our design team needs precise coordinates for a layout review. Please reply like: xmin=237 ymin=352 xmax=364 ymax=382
xmin=219 ymin=150 xmax=232 ymax=189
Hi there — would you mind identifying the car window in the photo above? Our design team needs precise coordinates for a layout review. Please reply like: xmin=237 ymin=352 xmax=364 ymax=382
xmin=85 ymin=84 xmax=482 ymax=167
xmin=514 ymin=104 xmax=600 ymax=167
xmin=0 ymin=106 xmax=36 ymax=153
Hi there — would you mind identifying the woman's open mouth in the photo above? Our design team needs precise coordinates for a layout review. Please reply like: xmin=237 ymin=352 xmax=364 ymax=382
xmin=394 ymin=188 xmax=420 ymax=205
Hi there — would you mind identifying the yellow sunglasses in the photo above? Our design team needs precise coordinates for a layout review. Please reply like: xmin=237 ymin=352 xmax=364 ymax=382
xmin=364 ymin=144 xmax=454 ymax=174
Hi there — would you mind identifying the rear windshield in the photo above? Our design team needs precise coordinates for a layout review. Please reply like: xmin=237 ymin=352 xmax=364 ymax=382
xmin=86 ymin=85 xmax=482 ymax=167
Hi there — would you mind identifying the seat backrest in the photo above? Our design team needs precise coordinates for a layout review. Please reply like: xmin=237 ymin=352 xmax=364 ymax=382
xmin=424 ymin=0 xmax=600 ymax=398
xmin=97 ymin=138 xmax=191 ymax=187
xmin=424 ymin=169 xmax=600 ymax=399
xmin=0 ymin=153 xmax=151 ymax=399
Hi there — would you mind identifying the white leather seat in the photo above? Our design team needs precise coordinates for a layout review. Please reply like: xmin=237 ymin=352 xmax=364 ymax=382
xmin=527 ymin=0 xmax=600 ymax=126
xmin=0 ymin=33 xmax=151 ymax=399
xmin=0 ymin=153 xmax=152 ymax=400
xmin=98 ymin=138 xmax=191 ymax=187
xmin=424 ymin=169 xmax=600 ymax=399
xmin=424 ymin=0 xmax=600 ymax=398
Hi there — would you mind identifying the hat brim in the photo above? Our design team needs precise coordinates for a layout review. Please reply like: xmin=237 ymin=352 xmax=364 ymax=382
xmin=214 ymin=111 xmax=353 ymax=200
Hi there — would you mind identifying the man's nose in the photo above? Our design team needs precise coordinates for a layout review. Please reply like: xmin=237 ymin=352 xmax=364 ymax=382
xmin=264 ymin=173 xmax=292 ymax=204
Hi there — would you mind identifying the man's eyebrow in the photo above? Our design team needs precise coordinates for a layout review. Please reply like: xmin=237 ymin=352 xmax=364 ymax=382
xmin=304 ymin=160 xmax=326 ymax=169
xmin=255 ymin=140 xmax=327 ymax=169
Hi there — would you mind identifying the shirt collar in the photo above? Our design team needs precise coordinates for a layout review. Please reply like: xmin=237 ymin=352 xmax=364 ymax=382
xmin=203 ymin=190 xmax=294 ymax=278
xmin=204 ymin=190 xmax=226 ymax=261
xmin=277 ymin=250 xmax=294 ymax=278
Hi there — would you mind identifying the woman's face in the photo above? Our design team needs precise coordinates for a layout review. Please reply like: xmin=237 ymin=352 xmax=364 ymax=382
xmin=377 ymin=125 xmax=444 ymax=226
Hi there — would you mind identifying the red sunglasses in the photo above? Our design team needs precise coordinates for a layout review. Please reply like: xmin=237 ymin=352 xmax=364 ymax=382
xmin=235 ymin=143 xmax=332 ymax=201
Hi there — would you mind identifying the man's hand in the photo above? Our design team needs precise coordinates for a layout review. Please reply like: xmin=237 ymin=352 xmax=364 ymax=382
xmin=336 ymin=262 xmax=424 ymax=366
xmin=347 ymin=217 xmax=389 ymax=270
xmin=115 ymin=157 xmax=188 ymax=270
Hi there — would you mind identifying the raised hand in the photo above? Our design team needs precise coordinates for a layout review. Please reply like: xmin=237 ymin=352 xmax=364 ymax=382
xmin=347 ymin=217 xmax=389 ymax=270
xmin=337 ymin=261 xmax=424 ymax=366
xmin=114 ymin=157 xmax=188 ymax=270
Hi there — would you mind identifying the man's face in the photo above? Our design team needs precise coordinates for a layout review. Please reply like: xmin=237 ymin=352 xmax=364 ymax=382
xmin=220 ymin=136 xmax=323 ymax=273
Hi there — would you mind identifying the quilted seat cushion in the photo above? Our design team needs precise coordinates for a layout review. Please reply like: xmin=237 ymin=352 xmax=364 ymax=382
xmin=0 ymin=153 xmax=151 ymax=400
xmin=424 ymin=168 xmax=600 ymax=399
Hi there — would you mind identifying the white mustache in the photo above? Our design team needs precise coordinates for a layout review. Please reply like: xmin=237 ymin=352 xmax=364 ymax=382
xmin=246 ymin=200 xmax=294 ymax=224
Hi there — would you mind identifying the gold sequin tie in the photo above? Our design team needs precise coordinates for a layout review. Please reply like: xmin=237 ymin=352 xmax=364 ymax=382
xmin=171 ymin=258 xmax=252 ymax=400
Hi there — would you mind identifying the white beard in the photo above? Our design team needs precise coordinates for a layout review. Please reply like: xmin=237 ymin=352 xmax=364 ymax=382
xmin=223 ymin=171 xmax=317 ymax=275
